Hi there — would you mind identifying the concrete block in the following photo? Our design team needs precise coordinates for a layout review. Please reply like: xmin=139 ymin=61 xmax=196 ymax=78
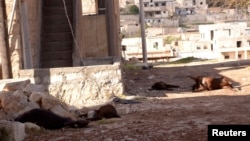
xmin=0 ymin=120 xmax=26 ymax=141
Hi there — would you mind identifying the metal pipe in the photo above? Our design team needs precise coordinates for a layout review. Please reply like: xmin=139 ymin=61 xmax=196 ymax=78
xmin=139 ymin=0 xmax=148 ymax=64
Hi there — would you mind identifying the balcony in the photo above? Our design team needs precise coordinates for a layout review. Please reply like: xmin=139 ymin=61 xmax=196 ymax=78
xmin=144 ymin=6 xmax=166 ymax=11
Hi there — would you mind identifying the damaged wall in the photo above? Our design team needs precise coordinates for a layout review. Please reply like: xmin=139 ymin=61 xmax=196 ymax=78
xmin=18 ymin=63 xmax=124 ymax=108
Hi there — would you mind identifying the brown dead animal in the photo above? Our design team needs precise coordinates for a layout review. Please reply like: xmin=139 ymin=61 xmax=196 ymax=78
xmin=149 ymin=81 xmax=180 ymax=90
xmin=88 ymin=104 xmax=121 ymax=121
xmin=188 ymin=76 xmax=233 ymax=92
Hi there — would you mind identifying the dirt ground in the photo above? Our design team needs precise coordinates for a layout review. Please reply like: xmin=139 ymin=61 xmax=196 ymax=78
xmin=24 ymin=59 xmax=250 ymax=141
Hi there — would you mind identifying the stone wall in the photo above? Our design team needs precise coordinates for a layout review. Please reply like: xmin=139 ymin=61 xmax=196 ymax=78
xmin=17 ymin=63 xmax=124 ymax=109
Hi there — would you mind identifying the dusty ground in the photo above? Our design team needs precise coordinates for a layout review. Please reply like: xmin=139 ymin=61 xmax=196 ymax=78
xmin=24 ymin=59 xmax=250 ymax=141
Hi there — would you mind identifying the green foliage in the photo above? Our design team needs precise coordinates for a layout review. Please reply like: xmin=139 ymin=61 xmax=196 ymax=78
xmin=97 ymin=119 xmax=116 ymax=124
xmin=169 ymin=57 xmax=200 ymax=64
xmin=164 ymin=36 xmax=181 ymax=44
xmin=122 ymin=63 xmax=140 ymax=70
xmin=128 ymin=5 xmax=139 ymax=15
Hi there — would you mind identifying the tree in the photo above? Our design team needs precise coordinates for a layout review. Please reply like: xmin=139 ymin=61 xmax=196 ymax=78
xmin=128 ymin=5 xmax=139 ymax=15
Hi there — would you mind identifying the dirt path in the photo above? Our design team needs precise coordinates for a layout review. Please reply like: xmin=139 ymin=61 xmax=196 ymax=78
xmin=24 ymin=60 xmax=250 ymax=141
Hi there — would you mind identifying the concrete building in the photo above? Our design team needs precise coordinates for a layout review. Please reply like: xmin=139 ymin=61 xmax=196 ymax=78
xmin=120 ymin=15 xmax=140 ymax=37
xmin=119 ymin=0 xmax=136 ymax=8
xmin=142 ymin=0 xmax=178 ymax=26
xmin=1 ymin=0 xmax=123 ymax=107
xmin=178 ymin=22 xmax=250 ymax=60
xmin=121 ymin=36 xmax=173 ymax=61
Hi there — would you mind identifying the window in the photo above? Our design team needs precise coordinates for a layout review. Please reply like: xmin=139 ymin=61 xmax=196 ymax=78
xmin=200 ymin=2 xmax=203 ymax=5
xmin=237 ymin=41 xmax=242 ymax=48
xmin=153 ymin=42 xmax=158 ymax=49
xmin=155 ymin=3 xmax=159 ymax=7
xmin=224 ymin=55 xmax=229 ymax=59
xmin=162 ymin=2 xmax=166 ymax=6
xmin=238 ymin=54 xmax=242 ymax=59
xmin=193 ymin=0 xmax=196 ymax=5
xmin=197 ymin=46 xmax=201 ymax=50
xmin=155 ymin=11 xmax=161 ymax=14
xmin=204 ymin=45 xmax=207 ymax=49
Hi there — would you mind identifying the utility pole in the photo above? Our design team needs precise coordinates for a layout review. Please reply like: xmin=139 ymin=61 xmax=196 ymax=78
xmin=139 ymin=0 xmax=149 ymax=67
xmin=0 ymin=0 xmax=12 ymax=79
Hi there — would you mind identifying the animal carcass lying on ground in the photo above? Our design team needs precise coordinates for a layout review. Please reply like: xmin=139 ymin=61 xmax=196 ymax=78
xmin=188 ymin=76 xmax=233 ymax=92
xmin=87 ymin=104 xmax=121 ymax=121
xmin=15 ymin=108 xmax=89 ymax=130
xmin=149 ymin=81 xmax=180 ymax=90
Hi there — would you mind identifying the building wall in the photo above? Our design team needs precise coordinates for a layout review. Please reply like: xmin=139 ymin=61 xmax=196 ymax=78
xmin=18 ymin=64 xmax=124 ymax=108
xmin=5 ymin=0 xmax=42 ymax=77
xmin=82 ymin=15 xmax=109 ymax=58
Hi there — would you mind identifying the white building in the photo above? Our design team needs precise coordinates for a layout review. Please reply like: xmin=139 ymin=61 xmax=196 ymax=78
xmin=143 ymin=0 xmax=178 ymax=26
xmin=178 ymin=22 xmax=250 ymax=60
xmin=121 ymin=36 xmax=173 ymax=60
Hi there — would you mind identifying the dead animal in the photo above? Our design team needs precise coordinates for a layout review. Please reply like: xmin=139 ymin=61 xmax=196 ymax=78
xmin=14 ymin=108 xmax=89 ymax=130
xmin=149 ymin=81 xmax=180 ymax=90
xmin=188 ymin=75 xmax=233 ymax=92
xmin=88 ymin=104 xmax=121 ymax=121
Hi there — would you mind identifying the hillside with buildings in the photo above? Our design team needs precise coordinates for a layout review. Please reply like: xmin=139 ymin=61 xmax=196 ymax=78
xmin=207 ymin=0 xmax=249 ymax=8
xmin=120 ymin=0 xmax=250 ymax=62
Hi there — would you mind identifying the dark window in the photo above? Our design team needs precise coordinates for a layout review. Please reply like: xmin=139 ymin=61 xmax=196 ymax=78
xmin=155 ymin=11 xmax=161 ymax=14
xmin=238 ymin=54 xmax=242 ymax=59
xmin=162 ymin=2 xmax=166 ymax=6
xmin=224 ymin=55 xmax=229 ymax=59
xmin=98 ymin=0 xmax=106 ymax=14
xmin=193 ymin=0 xmax=196 ymax=5
xmin=210 ymin=30 xmax=214 ymax=40
xmin=237 ymin=41 xmax=242 ymax=48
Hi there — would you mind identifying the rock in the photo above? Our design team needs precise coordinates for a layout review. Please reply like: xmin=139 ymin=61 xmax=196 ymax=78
xmin=0 ymin=91 xmax=28 ymax=112
xmin=24 ymin=122 xmax=41 ymax=133
xmin=0 ymin=79 xmax=30 ymax=92
xmin=0 ymin=120 xmax=26 ymax=141
xmin=40 ymin=95 xmax=61 ymax=110
xmin=50 ymin=105 xmax=73 ymax=119
xmin=23 ymin=84 xmax=47 ymax=96
xmin=29 ymin=92 xmax=46 ymax=104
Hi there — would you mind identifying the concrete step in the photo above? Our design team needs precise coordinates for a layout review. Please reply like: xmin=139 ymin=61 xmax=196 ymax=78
xmin=42 ymin=41 xmax=73 ymax=52
xmin=41 ymin=51 xmax=72 ymax=60
xmin=40 ymin=60 xmax=72 ymax=68
xmin=42 ymin=32 xmax=72 ymax=42
xmin=43 ymin=7 xmax=73 ymax=16
xmin=43 ymin=24 xmax=71 ymax=33
xmin=43 ymin=15 xmax=72 ymax=25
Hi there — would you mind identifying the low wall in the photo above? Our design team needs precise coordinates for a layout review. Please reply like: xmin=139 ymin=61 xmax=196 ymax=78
xmin=17 ymin=64 xmax=124 ymax=109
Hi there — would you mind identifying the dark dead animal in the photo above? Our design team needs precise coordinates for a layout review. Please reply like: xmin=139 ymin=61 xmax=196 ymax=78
xmin=149 ymin=81 xmax=180 ymax=90
xmin=14 ymin=108 xmax=89 ymax=130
